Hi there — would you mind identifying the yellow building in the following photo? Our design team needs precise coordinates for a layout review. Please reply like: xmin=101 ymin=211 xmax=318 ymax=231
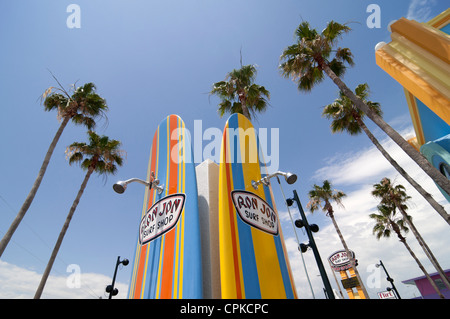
xmin=375 ymin=9 xmax=450 ymax=201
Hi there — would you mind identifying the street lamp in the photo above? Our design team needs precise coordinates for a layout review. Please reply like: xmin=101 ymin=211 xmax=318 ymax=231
xmin=106 ymin=256 xmax=129 ymax=299
xmin=113 ymin=177 xmax=164 ymax=195
xmin=252 ymin=171 xmax=297 ymax=190
xmin=376 ymin=260 xmax=401 ymax=299
xmin=287 ymin=190 xmax=335 ymax=299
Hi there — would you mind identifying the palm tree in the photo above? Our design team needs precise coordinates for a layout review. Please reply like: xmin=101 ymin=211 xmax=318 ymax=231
xmin=210 ymin=64 xmax=270 ymax=120
xmin=0 ymin=81 xmax=108 ymax=257
xmin=372 ymin=178 xmax=450 ymax=292
xmin=369 ymin=204 xmax=445 ymax=299
xmin=34 ymin=131 xmax=124 ymax=299
xmin=279 ymin=20 xmax=450 ymax=203
xmin=323 ymin=83 xmax=449 ymax=225
xmin=307 ymin=180 xmax=370 ymax=299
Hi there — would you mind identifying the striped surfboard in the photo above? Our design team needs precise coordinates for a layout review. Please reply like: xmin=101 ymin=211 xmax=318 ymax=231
xmin=128 ymin=114 xmax=203 ymax=299
xmin=218 ymin=113 xmax=297 ymax=299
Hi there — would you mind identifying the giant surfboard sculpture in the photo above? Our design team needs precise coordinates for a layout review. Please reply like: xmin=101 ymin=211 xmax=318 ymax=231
xmin=128 ymin=114 xmax=203 ymax=299
xmin=218 ymin=113 xmax=297 ymax=299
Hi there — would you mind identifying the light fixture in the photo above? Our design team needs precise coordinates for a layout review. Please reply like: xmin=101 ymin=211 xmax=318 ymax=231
xmin=113 ymin=177 xmax=164 ymax=195
xmin=252 ymin=171 xmax=297 ymax=190
xmin=299 ymin=243 xmax=310 ymax=253
xmin=106 ymin=256 xmax=129 ymax=299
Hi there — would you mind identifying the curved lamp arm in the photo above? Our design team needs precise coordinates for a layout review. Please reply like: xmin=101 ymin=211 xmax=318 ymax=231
xmin=252 ymin=171 xmax=297 ymax=189
xmin=113 ymin=177 xmax=164 ymax=195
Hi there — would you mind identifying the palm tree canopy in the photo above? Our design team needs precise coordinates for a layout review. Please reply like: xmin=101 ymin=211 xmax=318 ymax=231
xmin=210 ymin=64 xmax=270 ymax=120
xmin=370 ymin=204 xmax=410 ymax=240
xmin=279 ymin=20 xmax=354 ymax=92
xmin=372 ymin=178 xmax=411 ymax=210
xmin=43 ymin=82 xmax=108 ymax=130
xmin=307 ymin=180 xmax=346 ymax=215
xmin=322 ymin=83 xmax=382 ymax=135
xmin=66 ymin=131 xmax=124 ymax=175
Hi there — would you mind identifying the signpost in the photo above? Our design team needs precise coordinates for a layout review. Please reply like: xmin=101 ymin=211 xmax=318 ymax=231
xmin=328 ymin=250 xmax=365 ymax=299
xmin=328 ymin=250 xmax=355 ymax=272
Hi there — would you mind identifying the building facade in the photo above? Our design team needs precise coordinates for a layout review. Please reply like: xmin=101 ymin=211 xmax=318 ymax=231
xmin=402 ymin=269 xmax=450 ymax=299
xmin=375 ymin=9 xmax=450 ymax=201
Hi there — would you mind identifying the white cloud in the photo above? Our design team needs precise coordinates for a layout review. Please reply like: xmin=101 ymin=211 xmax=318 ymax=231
xmin=313 ymin=127 xmax=415 ymax=186
xmin=0 ymin=260 xmax=128 ymax=299
xmin=406 ymin=0 xmax=438 ymax=22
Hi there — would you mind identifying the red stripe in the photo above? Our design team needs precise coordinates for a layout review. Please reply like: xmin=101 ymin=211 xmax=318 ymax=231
xmin=160 ymin=115 xmax=178 ymax=298
xmin=223 ymin=130 xmax=242 ymax=299
xmin=133 ymin=132 xmax=158 ymax=298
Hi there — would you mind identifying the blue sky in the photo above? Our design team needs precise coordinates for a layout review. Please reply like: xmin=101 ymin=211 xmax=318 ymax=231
xmin=0 ymin=0 xmax=449 ymax=299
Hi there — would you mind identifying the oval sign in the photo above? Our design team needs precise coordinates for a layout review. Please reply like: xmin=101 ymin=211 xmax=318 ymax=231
xmin=328 ymin=249 xmax=355 ymax=272
xmin=231 ymin=190 xmax=278 ymax=236
xmin=139 ymin=193 xmax=185 ymax=245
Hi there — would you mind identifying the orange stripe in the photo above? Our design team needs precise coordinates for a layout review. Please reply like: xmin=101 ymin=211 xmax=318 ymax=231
xmin=224 ymin=131 xmax=242 ymax=299
xmin=133 ymin=132 xmax=158 ymax=299
xmin=160 ymin=115 xmax=178 ymax=298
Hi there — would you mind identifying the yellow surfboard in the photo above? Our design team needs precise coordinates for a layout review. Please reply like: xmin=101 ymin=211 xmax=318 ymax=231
xmin=218 ymin=113 xmax=297 ymax=299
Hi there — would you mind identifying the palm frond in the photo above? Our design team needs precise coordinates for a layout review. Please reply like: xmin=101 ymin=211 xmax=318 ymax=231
xmin=307 ymin=180 xmax=346 ymax=215
xmin=66 ymin=131 xmax=125 ymax=177
xmin=279 ymin=20 xmax=354 ymax=93
xmin=210 ymin=64 xmax=270 ymax=120
xmin=321 ymin=21 xmax=352 ymax=44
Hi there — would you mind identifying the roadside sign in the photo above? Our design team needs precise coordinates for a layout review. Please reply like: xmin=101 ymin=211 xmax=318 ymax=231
xmin=377 ymin=290 xmax=396 ymax=299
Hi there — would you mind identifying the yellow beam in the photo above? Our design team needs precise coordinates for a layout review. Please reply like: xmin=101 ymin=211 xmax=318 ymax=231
xmin=340 ymin=270 xmax=355 ymax=299
xmin=390 ymin=34 xmax=450 ymax=94
xmin=390 ymin=18 xmax=450 ymax=64
xmin=376 ymin=47 xmax=450 ymax=125
xmin=427 ymin=8 xmax=450 ymax=29
xmin=404 ymin=88 xmax=425 ymax=146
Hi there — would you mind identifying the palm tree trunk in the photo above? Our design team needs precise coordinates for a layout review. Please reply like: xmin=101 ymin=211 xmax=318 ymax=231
xmin=397 ymin=235 xmax=445 ymax=299
xmin=241 ymin=102 xmax=251 ymax=120
xmin=34 ymin=167 xmax=93 ymax=299
xmin=395 ymin=203 xmax=450 ymax=291
xmin=237 ymin=89 xmax=251 ymax=120
xmin=320 ymin=63 xmax=450 ymax=202
xmin=356 ymin=117 xmax=449 ymax=225
xmin=328 ymin=210 xmax=370 ymax=299
xmin=0 ymin=116 xmax=71 ymax=257
xmin=242 ymin=106 xmax=251 ymax=120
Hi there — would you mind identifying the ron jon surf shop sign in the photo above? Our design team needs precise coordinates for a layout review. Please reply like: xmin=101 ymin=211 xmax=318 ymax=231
xmin=328 ymin=249 xmax=355 ymax=272
xmin=139 ymin=193 xmax=185 ymax=245
xmin=231 ymin=190 xmax=278 ymax=236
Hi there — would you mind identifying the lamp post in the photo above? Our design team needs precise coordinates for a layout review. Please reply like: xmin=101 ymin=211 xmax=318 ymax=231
xmin=376 ymin=260 xmax=401 ymax=299
xmin=106 ymin=256 xmax=129 ymax=299
xmin=287 ymin=190 xmax=335 ymax=299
